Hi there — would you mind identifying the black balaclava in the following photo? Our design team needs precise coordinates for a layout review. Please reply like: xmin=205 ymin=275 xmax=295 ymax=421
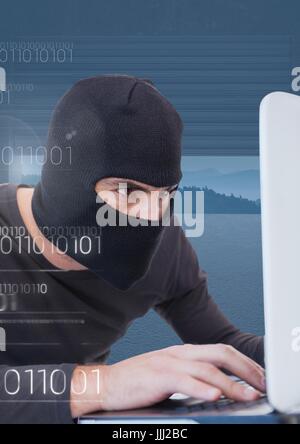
xmin=31 ymin=75 xmax=183 ymax=290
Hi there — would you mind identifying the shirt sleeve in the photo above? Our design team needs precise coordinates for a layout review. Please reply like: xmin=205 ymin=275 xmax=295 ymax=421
xmin=0 ymin=363 xmax=77 ymax=424
xmin=153 ymin=225 xmax=265 ymax=367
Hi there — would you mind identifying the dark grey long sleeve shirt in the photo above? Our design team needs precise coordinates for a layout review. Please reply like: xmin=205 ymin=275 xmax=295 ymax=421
xmin=0 ymin=183 xmax=263 ymax=423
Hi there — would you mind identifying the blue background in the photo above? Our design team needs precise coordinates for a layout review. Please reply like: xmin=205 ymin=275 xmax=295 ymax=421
xmin=0 ymin=0 xmax=299 ymax=362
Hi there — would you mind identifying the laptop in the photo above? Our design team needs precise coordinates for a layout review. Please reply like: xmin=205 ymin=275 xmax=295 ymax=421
xmin=79 ymin=91 xmax=300 ymax=424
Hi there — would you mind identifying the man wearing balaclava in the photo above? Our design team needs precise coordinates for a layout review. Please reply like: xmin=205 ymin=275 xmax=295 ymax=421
xmin=0 ymin=75 xmax=265 ymax=424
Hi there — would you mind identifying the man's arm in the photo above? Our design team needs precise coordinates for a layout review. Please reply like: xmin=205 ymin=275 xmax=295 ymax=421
xmin=154 ymin=226 xmax=264 ymax=367
xmin=0 ymin=363 xmax=76 ymax=424
xmin=70 ymin=344 xmax=265 ymax=418
xmin=0 ymin=346 xmax=265 ymax=423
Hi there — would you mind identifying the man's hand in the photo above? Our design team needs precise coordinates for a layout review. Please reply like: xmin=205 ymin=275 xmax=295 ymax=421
xmin=70 ymin=344 xmax=266 ymax=418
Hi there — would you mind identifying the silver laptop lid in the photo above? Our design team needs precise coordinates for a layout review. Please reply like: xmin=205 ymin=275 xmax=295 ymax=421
xmin=260 ymin=91 xmax=300 ymax=413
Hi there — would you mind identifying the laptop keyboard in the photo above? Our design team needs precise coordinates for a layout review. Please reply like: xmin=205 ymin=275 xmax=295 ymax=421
xmin=187 ymin=378 xmax=268 ymax=413
xmin=187 ymin=395 xmax=268 ymax=413
xmin=157 ymin=378 xmax=273 ymax=416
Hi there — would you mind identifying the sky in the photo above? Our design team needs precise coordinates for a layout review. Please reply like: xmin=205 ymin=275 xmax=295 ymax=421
xmin=181 ymin=156 xmax=259 ymax=174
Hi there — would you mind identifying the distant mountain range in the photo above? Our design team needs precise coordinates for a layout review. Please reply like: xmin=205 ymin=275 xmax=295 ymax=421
xmin=180 ymin=186 xmax=260 ymax=214
xmin=181 ymin=168 xmax=260 ymax=201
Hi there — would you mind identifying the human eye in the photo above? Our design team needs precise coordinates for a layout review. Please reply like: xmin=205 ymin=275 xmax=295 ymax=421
xmin=117 ymin=187 xmax=128 ymax=197
xmin=117 ymin=184 xmax=139 ymax=197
